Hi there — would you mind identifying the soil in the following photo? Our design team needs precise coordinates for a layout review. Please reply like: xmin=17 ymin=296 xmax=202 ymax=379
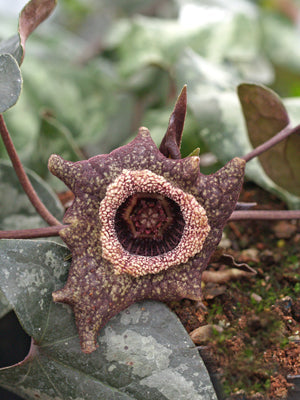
xmin=58 ymin=182 xmax=300 ymax=400
xmin=168 ymin=182 xmax=300 ymax=400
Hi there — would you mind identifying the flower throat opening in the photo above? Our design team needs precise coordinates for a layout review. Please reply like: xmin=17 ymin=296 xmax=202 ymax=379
xmin=115 ymin=192 xmax=185 ymax=256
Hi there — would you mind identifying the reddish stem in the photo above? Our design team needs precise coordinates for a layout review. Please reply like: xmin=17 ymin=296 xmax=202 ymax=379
xmin=0 ymin=225 xmax=67 ymax=239
xmin=229 ymin=210 xmax=300 ymax=220
xmin=241 ymin=124 xmax=299 ymax=163
xmin=0 ymin=114 xmax=62 ymax=226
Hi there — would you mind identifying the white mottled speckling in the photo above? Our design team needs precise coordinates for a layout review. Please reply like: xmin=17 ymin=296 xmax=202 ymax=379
xmin=120 ymin=308 xmax=142 ymax=326
xmin=120 ymin=304 xmax=150 ymax=326
xmin=140 ymin=368 xmax=217 ymax=400
xmin=101 ymin=329 xmax=172 ymax=378
xmin=39 ymin=298 xmax=45 ymax=310
xmin=2 ymin=268 xmax=9 ymax=279
xmin=40 ymin=288 xmax=48 ymax=296
xmin=44 ymin=250 xmax=65 ymax=279
xmin=175 ymin=363 xmax=189 ymax=373
xmin=16 ymin=267 xmax=47 ymax=295
xmin=108 ymin=364 xmax=117 ymax=372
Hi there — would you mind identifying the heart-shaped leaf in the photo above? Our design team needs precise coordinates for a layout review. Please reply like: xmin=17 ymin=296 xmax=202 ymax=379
xmin=238 ymin=83 xmax=300 ymax=197
xmin=0 ymin=240 xmax=217 ymax=400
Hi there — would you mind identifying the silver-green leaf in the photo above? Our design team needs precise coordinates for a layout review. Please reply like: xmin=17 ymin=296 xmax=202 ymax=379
xmin=0 ymin=53 xmax=22 ymax=113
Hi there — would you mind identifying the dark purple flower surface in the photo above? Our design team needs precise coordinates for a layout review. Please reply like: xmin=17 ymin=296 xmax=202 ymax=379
xmin=48 ymin=88 xmax=245 ymax=353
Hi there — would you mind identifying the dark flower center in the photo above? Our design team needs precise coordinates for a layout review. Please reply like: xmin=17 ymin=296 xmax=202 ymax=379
xmin=115 ymin=193 xmax=185 ymax=256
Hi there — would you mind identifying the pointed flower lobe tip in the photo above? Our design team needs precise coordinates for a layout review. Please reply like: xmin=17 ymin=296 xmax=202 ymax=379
xmin=184 ymin=155 xmax=200 ymax=171
xmin=48 ymin=154 xmax=73 ymax=178
xmin=47 ymin=154 xmax=61 ymax=174
xmin=138 ymin=126 xmax=151 ymax=137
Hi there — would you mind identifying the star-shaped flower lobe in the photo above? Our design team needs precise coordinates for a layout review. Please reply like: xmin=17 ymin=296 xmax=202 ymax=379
xmin=48 ymin=87 xmax=245 ymax=353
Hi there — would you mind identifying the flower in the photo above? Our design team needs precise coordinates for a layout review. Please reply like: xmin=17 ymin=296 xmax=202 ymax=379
xmin=48 ymin=87 xmax=245 ymax=353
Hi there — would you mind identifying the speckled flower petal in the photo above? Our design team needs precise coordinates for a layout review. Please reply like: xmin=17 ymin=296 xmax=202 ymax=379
xmin=49 ymin=103 xmax=245 ymax=353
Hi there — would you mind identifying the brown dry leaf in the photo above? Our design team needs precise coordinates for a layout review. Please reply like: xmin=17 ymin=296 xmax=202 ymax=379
xmin=19 ymin=0 xmax=57 ymax=59
xmin=206 ymin=249 xmax=256 ymax=284
xmin=272 ymin=220 xmax=297 ymax=239
xmin=202 ymin=268 xmax=256 ymax=284
xmin=269 ymin=375 xmax=292 ymax=399
xmin=240 ymin=248 xmax=260 ymax=263
xmin=210 ymin=248 xmax=256 ymax=271
xmin=189 ymin=324 xmax=223 ymax=345
xmin=234 ymin=201 xmax=257 ymax=210
xmin=203 ymin=283 xmax=227 ymax=300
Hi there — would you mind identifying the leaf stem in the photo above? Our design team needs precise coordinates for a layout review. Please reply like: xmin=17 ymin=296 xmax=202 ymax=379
xmin=229 ymin=210 xmax=300 ymax=220
xmin=241 ymin=124 xmax=299 ymax=162
xmin=0 ymin=114 xmax=62 ymax=226
xmin=0 ymin=225 xmax=67 ymax=239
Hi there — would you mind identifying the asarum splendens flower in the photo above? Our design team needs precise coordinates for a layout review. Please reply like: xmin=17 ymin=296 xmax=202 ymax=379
xmin=48 ymin=87 xmax=245 ymax=353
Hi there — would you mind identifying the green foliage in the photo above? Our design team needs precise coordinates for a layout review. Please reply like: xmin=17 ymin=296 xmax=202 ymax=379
xmin=1 ymin=0 xmax=300 ymax=204
xmin=0 ymin=0 xmax=56 ymax=112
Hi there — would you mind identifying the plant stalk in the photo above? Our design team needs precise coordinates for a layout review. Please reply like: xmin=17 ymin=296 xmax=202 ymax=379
xmin=0 ymin=114 xmax=62 ymax=226
xmin=241 ymin=124 xmax=299 ymax=162
xmin=0 ymin=225 xmax=67 ymax=239
xmin=229 ymin=210 xmax=300 ymax=220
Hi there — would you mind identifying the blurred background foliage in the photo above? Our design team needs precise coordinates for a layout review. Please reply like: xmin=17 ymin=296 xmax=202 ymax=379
xmin=0 ymin=0 xmax=300 ymax=204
